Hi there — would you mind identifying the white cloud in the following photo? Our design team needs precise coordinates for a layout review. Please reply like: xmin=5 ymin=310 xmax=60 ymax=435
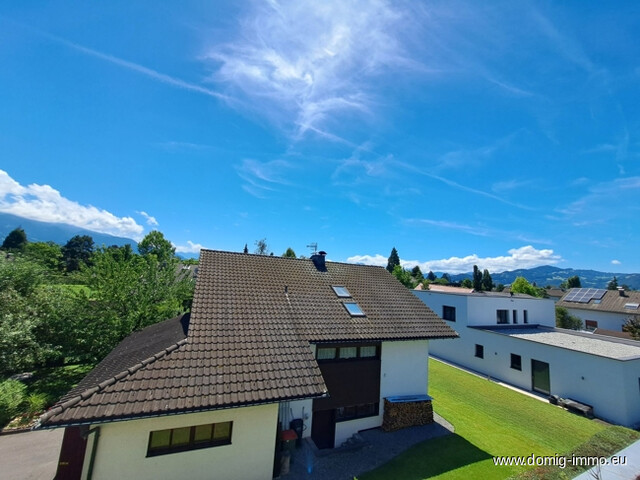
xmin=174 ymin=241 xmax=206 ymax=254
xmin=205 ymin=0 xmax=424 ymax=137
xmin=236 ymin=158 xmax=294 ymax=198
xmin=611 ymin=259 xmax=621 ymax=265
xmin=347 ymin=245 xmax=562 ymax=274
xmin=138 ymin=211 xmax=159 ymax=226
xmin=0 ymin=169 xmax=144 ymax=239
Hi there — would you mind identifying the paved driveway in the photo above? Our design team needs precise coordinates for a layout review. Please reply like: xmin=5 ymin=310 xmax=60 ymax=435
xmin=0 ymin=429 xmax=63 ymax=480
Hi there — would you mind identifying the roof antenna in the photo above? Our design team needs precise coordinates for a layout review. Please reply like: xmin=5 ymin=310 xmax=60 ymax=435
xmin=306 ymin=242 xmax=318 ymax=255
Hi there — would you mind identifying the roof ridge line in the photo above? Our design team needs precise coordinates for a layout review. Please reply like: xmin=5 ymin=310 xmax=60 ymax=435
xmin=37 ymin=338 xmax=188 ymax=427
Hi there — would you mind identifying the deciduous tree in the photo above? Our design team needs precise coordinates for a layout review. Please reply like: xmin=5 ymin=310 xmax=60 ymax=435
xmin=282 ymin=247 xmax=296 ymax=258
xmin=555 ymin=306 xmax=583 ymax=330
xmin=622 ymin=315 xmax=640 ymax=340
xmin=62 ymin=235 xmax=94 ymax=272
xmin=138 ymin=230 xmax=175 ymax=264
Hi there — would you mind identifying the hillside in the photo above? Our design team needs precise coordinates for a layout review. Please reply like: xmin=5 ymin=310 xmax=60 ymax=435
xmin=0 ymin=212 xmax=137 ymax=249
xmin=449 ymin=265 xmax=640 ymax=290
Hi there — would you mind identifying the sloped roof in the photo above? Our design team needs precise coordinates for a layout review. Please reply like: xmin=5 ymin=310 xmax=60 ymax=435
xmin=557 ymin=288 xmax=640 ymax=315
xmin=39 ymin=250 xmax=455 ymax=428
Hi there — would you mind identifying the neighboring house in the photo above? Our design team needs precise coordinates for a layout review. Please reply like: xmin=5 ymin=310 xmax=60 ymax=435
xmin=413 ymin=285 xmax=640 ymax=428
xmin=38 ymin=250 xmax=456 ymax=480
xmin=556 ymin=287 xmax=640 ymax=332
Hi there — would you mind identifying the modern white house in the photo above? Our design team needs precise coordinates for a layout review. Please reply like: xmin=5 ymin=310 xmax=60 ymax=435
xmin=556 ymin=287 xmax=640 ymax=333
xmin=413 ymin=285 xmax=640 ymax=429
xmin=38 ymin=250 xmax=456 ymax=480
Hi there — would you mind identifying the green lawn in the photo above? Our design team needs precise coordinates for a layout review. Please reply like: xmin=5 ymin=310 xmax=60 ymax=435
xmin=362 ymin=358 xmax=620 ymax=480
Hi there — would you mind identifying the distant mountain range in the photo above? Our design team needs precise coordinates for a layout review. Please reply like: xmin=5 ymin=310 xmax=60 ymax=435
xmin=448 ymin=265 xmax=640 ymax=290
xmin=0 ymin=212 xmax=137 ymax=249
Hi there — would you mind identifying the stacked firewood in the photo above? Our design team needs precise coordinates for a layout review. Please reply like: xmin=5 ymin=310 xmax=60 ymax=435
xmin=381 ymin=399 xmax=434 ymax=432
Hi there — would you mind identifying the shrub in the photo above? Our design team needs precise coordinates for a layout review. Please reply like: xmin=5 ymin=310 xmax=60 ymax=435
xmin=0 ymin=379 xmax=27 ymax=427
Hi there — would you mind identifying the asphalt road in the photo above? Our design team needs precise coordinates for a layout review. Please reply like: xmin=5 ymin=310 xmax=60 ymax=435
xmin=0 ymin=429 xmax=63 ymax=480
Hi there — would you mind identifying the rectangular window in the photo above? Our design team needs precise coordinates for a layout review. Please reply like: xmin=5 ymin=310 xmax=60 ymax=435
xmin=316 ymin=344 xmax=379 ymax=361
xmin=585 ymin=320 xmax=598 ymax=331
xmin=332 ymin=286 xmax=351 ymax=298
xmin=510 ymin=354 xmax=522 ymax=371
xmin=336 ymin=402 xmax=379 ymax=422
xmin=339 ymin=346 xmax=358 ymax=359
xmin=442 ymin=305 xmax=456 ymax=322
xmin=475 ymin=344 xmax=484 ymax=359
xmin=359 ymin=345 xmax=377 ymax=358
xmin=147 ymin=422 xmax=232 ymax=457
xmin=523 ymin=310 xmax=528 ymax=324
xmin=317 ymin=347 xmax=336 ymax=360
xmin=344 ymin=302 xmax=365 ymax=316
xmin=512 ymin=310 xmax=518 ymax=324
xmin=497 ymin=309 xmax=509 ymax=324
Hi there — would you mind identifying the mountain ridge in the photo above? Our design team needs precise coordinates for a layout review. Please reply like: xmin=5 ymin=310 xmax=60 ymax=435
xmin=448 ymin=265 xmax=640 ymax=290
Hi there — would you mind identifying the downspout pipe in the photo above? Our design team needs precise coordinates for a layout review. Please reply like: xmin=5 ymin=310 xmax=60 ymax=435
xmin=86 ymin=426 xmax=101 ymax=480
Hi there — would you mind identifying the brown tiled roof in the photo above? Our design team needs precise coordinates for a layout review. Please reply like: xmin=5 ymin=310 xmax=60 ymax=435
xmin=39 ymin=250 xmax=455 ymax=428
xmin=557 ymin=289 xmax=640 ymax=315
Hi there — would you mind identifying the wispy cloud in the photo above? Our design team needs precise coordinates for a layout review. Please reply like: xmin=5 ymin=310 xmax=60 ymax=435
xmin=404 ymin=218 xmax=552 ymax=245
xmin=347 ymin=245 xmax=562 ymax=274
xmin=236 ymin=158 xmax=294 ymax=198
xmin=611 ymin=259 xmax=621 ymax=265
xmin=137 ymin=211 xmax=159 ymax=226
xmin=0 ymin=169 xmax=144 ymax=239
xmin=205 ymin=0 xmax=427 ymax=138
xmin=557 ymin=176 xmax=640 ymax=225
xmin=13 ymin=19 xmax=227 ymax=101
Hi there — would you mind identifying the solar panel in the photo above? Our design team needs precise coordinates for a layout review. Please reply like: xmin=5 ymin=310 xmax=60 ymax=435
xmin=563 ymin=288 xmax=607 ymax=303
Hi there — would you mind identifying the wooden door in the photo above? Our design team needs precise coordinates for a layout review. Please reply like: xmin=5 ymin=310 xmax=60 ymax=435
xmin=311 ymin=409 xmax=335 ymax=449
xmin=55 ymin=426 xmax=88 ymax=480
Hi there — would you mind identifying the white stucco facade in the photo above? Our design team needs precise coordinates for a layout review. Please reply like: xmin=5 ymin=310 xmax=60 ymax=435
xmin=82 ymin=403 xmax=279 ymax=480
xmin=332 ymin=339 xmax=430 ymax=447
xmin=563 ymin=307 xmax=630 ymax=332
xmin=413 ymin=289 xmax=555 ymax=328
xmin=414 ymin=289 xmax=640 ymax=428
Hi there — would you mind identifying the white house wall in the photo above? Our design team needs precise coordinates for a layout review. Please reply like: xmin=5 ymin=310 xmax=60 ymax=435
xmin=333 ymin=339 xmax=430 ymax=448
xmin=430 ymin=327 xmax=640 ymax=427
xmin=467 ymin=296 xmax=554 ymax=327
xmin=83 ymin=403 xmax=279 ymax=480
xmin=565 ymin=307 xmax=630 ymax=332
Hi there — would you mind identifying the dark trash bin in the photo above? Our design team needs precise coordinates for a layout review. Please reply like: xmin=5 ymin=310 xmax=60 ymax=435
xmin=290 ymin=419 xmax=304 ymax=447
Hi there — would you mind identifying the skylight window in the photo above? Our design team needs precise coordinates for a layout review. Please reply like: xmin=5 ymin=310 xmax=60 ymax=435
xmin=624 ymin=303 xmax=639 ymax=310
xmin=344 ymin=302 xmax=365 ymax=316
xmin=332 ymin=286 xmax=351 ymax=298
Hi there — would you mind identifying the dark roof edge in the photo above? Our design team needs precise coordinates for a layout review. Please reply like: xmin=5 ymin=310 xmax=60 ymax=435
xmin=310 ymin=333 xmax=459 ymax=344
xmin=199 ymin=248 xmax=388 ymax=270
xmin=35 ymin=390 xmax=327 ymax=430
xmin=36 ymin=338 xmax=189 ymax=428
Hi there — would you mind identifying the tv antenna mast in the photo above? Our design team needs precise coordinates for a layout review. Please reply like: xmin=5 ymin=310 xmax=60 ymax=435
xmin=306 ymin=242 xmax=318 ymax=254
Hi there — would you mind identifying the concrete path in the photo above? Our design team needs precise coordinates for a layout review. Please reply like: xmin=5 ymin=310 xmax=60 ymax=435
xmin=284 ymin=413 xmax=454 ymax=480
xmin=0 ymin=429 xmax=63 ymax=480
xmin=573 ymin=438 xmax=640 ymax=480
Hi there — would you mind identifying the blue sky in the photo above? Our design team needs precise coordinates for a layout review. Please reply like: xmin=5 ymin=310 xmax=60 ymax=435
xmin=0 ymin=1 xmax=638 ymax=274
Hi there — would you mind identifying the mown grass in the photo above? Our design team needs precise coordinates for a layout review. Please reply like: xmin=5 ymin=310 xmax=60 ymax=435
xmin=361 ymin=358 xmax=635 ymax=480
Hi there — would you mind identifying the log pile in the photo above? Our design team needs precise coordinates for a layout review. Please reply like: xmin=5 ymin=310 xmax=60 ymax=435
xmin=381 ymin=398 xmax=434 ymax=432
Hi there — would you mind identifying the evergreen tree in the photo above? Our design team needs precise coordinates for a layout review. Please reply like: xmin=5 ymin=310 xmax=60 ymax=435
xmin=243 ymin=244 xmax=249 ymax=254
xmin=427 ymin=271 xmax=436 ymax=281
xmin=472 ymin=265 xmax=482 ymax=291
xmin=386 ymin=247 xmax=400 ymax=273
xmin=411 ymin=265 xmax=423 ymax=280
xmin=607 ymin=276 xmax=619 ymax=290
xmin=1 ymin=227 xmax=27 ymax=251
xmin=481 ymin=269 xmax=493 ymax=291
